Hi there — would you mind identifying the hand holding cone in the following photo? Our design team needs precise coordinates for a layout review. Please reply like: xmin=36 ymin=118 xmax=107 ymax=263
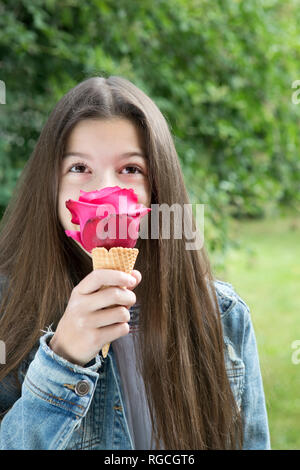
xmin=91 ymin=247 xmax=139 ymax=357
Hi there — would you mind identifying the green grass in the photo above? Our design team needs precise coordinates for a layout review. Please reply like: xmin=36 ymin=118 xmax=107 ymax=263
xmin=213 ymin=208 xmax=300 ymax=450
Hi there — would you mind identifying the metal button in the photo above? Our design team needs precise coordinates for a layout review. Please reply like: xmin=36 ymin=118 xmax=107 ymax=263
xmin=74 ymin=380 xmax=90 ymax=397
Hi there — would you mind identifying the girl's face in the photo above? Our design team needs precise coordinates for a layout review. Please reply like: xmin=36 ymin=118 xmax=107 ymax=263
xmin=58 ymin=117 xmax=151 ymax=257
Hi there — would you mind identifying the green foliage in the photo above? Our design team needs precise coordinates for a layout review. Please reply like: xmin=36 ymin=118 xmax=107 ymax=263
xmin=1 ymin=0 xmax=300 ymax=260
xmin=217 ymin=209 xmax=300 ymax=449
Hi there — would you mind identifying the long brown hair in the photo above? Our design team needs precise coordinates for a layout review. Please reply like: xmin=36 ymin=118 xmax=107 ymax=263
xmin=0 ymin=76 xmax=243 ymax=449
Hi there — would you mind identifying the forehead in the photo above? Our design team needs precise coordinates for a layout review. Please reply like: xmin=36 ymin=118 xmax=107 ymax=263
xmin=65 ymin=118 xmax=145 ymax=151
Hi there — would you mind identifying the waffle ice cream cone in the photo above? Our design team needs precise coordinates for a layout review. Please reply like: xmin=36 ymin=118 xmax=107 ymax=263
xmin=91 ymin=246 xmax=139 ymax=358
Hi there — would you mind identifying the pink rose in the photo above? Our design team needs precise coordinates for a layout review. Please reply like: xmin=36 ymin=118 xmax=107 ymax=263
xmin=65 ymin=186 xmax=151 ymax=252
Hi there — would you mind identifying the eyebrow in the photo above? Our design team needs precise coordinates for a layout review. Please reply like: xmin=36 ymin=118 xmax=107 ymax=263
xmin=62 ymin=151 xmax=147 ymax=160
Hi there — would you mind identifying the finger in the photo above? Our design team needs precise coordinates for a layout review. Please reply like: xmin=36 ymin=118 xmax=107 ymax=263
xmin=98 ymin=322 xmax=130 ymax=345
xmin=126 ymin=270 xmax=142 ymax=290
xmin=90 ymin=305 xmax=130 ymax=328
xmin=88 ymin=286 xmax=136 ymax=312
xmin=131 ymin=270 xmax=142 ymax=282
xmin=76 ymin=269 xmax=136 ymax=295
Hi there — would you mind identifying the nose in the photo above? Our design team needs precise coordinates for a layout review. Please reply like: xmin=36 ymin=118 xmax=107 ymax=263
xmin=90 ymin=170 xmax=120 ymax=191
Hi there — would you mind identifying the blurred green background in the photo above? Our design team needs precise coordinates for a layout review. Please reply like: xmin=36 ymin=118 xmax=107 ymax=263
xmin=0 ymin=0 xmax=299 ymax=449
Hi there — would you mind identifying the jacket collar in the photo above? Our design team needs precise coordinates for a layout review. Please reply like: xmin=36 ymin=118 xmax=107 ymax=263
xmin=213 ymin=280 xmax=238 ymax=317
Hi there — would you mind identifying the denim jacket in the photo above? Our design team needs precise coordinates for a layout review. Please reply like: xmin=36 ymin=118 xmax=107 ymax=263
xmin=0 ymin=279 xmax=271 ymax=450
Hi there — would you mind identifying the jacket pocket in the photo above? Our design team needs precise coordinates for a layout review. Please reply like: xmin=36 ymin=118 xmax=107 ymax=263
xmin=223 ymin=337 xmax=245 ymax=410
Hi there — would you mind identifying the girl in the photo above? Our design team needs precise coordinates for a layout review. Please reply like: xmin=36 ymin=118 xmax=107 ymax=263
xmin=0 ymin=76 xmax=270 ymax=450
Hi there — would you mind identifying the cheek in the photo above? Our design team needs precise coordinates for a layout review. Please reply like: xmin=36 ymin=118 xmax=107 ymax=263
xmin=142 ymin=181 xmax=151 ymax=208
xmin=57 ymin=185 xmax=72 ymax=229
xmin=57 ymin=195 xmax=67 ymax=229
xmin=137 ymin=189 xmax=149 ymax=208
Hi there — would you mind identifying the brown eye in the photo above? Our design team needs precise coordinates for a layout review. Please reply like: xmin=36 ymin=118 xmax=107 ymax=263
xmin=68 ymin=162 xmax=89 ymax=173
xmin=121 ymin=166 xmax=143 ymax=175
